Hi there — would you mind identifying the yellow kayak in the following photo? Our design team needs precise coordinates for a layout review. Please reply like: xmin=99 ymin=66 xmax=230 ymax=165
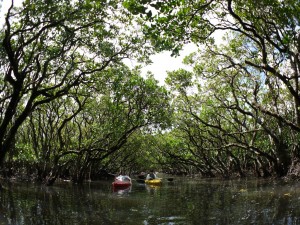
xmin=145 ymin=179 xmax=162 ymax=185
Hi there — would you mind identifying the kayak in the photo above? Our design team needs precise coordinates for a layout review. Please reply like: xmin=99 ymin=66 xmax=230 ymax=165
xmin=112 ymin=180 xmax=131 ymax=188
xmin=145 ymin=179 xmax=162 ymax=185
xmin=136 ymin=179 xmax=146 ymax=184
xmin=112 ymin=180 xmax=131 ymax=189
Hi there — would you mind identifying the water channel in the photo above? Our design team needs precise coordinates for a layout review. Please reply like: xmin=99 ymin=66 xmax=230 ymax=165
xmin=0 ymin=175 xmax=300 ymax=224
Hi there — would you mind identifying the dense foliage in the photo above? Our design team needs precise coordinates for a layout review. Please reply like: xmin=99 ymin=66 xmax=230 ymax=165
xmin=124 ymin=0 xmax=300 ymax=178
xmin=0 ymin=0 xmax=171 ymax=184
xmin=0 ymin=0 xmax=300 ymax=183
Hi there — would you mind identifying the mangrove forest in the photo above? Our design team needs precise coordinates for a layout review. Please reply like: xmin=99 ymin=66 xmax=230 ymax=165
xmin=0 ymin=0 xmax=300 ymax=185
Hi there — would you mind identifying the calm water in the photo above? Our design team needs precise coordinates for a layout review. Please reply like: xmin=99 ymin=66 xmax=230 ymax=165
xmin=0 ymin=175 xmax=300 ymax=225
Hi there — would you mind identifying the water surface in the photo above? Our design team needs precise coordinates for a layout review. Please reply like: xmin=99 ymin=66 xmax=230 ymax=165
xmin=1 ymin=176 xmax=300 ymax=224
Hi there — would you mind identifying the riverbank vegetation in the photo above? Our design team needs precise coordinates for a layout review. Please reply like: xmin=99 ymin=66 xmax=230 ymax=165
xmin=1 ymin=0 xmax=300 ymax=185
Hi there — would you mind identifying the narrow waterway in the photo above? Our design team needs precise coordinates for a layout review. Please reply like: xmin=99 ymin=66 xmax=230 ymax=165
xmin=0 ymin=175 xmax=300 ymax=224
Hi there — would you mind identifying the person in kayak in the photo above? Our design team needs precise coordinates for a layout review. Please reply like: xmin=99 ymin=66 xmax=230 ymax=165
xmin=115 ymin=175 xmax=131 ymax=182
xmin=146 ymin=170 xmax=157 ymax=180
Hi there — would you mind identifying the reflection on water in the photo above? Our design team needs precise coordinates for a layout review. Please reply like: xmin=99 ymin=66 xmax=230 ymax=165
xmin=113 ymin=185 xmax=132 ymax=196
xmin=0 ymin=177 xmax=300 ymax=224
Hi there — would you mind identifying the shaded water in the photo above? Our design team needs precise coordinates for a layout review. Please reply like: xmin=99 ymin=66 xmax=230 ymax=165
xmin=0 ymin=175 xmax=300 ymax=224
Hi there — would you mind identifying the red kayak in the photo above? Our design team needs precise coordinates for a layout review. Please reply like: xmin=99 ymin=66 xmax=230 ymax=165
xmin=112 ymin=180 xmax=131 ymax=188
xmin=112 ymin=175 xmax=132 ymax=189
